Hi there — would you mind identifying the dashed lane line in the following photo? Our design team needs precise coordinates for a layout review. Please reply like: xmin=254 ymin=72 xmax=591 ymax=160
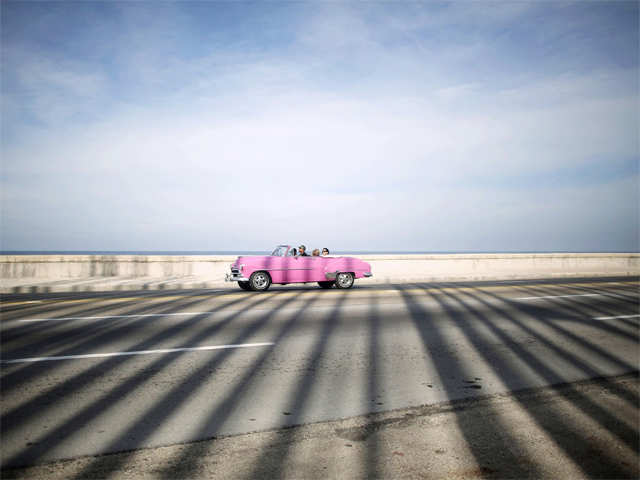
xmin=19 ymin=311 xmax=221 ymax=323
xmin=513 ymin=293 xmax=605 ymax=300
xmin=4 ymin=310 xmax=637 ymax=363
xmin=592 ymin=314 xmax=640 ymax=321
xmin=513 ymin=291 xmax=638 ymax=301
xmin=0 ymin=342 xmax=275 ymax=364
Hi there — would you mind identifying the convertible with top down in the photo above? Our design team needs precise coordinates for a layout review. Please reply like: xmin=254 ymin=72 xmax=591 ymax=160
xmin=225 ymin=245 xmax=373 ymax=291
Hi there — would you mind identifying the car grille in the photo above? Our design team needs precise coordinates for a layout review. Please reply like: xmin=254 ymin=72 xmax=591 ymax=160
xmin=231 ymin=267 xmax=240 ymax=275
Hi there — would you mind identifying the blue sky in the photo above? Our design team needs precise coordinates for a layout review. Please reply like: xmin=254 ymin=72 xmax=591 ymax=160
xmin=1 ymin=1 xmax=638 ymax=252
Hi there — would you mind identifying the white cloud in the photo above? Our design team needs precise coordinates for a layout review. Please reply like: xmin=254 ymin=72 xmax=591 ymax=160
xmin=3 ymin=46 xmax=108 ymax=126
xmin=1 ymin=2 xmax=637 ymax=251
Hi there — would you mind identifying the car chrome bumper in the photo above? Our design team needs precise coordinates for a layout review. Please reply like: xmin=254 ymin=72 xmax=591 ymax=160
xmin=325 ymin=271 xmax=373 ymax=280
xmin=225 ymin=272 xmax=249 ymax=282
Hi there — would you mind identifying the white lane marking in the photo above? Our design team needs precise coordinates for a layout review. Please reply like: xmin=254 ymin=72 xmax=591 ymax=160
xmin=592 ymin=314 xmax=640 ymax=321
xmin=514 ymin=293 xmax=603 ymax=300
xmin=0 ymin=342 xmax=274 ymax=364
xmin=17 ymin=303 xmax=369 ymax=323
xmin=19 ymin=312 xmax=219 ymax=323
xmin=590 ymin=290 xmax=640 ymax=300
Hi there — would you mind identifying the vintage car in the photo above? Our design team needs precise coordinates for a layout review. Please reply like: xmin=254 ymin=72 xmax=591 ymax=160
xmin=225 ymin=245 xmax=373 ymax=291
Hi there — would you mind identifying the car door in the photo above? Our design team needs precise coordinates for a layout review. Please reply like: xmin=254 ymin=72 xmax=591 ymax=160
xmin=306 ymin=256 xmax=326 ymax=282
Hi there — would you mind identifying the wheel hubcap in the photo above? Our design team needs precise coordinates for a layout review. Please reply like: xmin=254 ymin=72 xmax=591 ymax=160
xmin=337 ymin=273 xmax=352 ymax=287
xmin=254 ymin=273 xmax=267 ymax=288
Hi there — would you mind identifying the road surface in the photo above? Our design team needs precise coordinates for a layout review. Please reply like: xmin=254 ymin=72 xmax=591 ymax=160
xmin=1 ymin=277 xmax=638 ymax=474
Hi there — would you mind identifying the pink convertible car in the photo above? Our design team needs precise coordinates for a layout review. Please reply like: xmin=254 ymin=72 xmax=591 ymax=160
xmin=225 ymin=245 xmax=373 ymax=291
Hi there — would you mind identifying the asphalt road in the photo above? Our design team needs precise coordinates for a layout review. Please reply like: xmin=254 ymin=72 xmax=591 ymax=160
xmin=1 ymin=277 xmax=638 ymax=470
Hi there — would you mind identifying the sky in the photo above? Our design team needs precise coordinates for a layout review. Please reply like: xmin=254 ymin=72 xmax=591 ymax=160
xmin=1 ymin=1 xmax=638 ymax=252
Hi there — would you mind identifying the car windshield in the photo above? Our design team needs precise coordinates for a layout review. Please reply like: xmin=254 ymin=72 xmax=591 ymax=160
xmin=270 ymin=246 xmax=288 ymax=257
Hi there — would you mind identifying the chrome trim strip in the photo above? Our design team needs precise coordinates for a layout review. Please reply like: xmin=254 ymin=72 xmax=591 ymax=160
xmin=257 ymin=268 xmax=316 ymax=272
xmin=225 ymin=273 xmax=249 ymax=282
xmin=363 ymin=272 xmax=373 ymax=277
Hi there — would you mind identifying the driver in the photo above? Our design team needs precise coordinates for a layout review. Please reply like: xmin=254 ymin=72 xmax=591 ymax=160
xmin=298 ymin=245 xmax=309 ymax=256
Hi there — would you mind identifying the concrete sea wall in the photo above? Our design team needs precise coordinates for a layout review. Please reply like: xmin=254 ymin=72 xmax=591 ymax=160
xmin=1 ymin=253 xmax=638 ymax=293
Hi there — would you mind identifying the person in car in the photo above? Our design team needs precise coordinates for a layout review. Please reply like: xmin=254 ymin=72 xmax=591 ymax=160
xmin=322 ymin=248 xmax=330 ymax=256
xmin=298 ymin=245 xmax=309 ymax=256
xmin=312 ymin=249 xmax=320 ymax=256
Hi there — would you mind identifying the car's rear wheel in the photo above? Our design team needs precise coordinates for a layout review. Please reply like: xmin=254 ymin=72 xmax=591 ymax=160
xmin=238 ymin=281 xmax=251 ymax=291
xmin=335 ymin=272 xmax=354 ymax=289
xmin=249 ymin=271 xmax=271 ymax=291
xmin=317 ymin=281 xmax=334 ymax=289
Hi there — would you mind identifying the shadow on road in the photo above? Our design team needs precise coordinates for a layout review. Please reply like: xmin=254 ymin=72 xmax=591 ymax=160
xmin=1 ymin=278 xmax=638 ymax=478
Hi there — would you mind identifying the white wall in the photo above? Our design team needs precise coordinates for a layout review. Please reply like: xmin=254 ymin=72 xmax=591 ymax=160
xmin=1 ymin=253 xmax=638 ymax=293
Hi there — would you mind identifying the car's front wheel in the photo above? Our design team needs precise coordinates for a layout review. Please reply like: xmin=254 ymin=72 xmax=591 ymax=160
xmin=317 ymin=281 xmax=334 ymax=289
xmin=238 ymin=281 xmax=251 ymax=291
xmin=249 ymin=271 xmax=271 ymax=291
xmin=335 ymin=272 xmax=354 ymax=289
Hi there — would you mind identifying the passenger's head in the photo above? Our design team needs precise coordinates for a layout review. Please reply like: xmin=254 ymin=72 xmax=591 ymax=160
xmin=322 ymin=248 xmax=329 ymax=256
xmin=312 ymin=249 xmax=320 ymax=256
xmin=298 ymin=245 xmax=306 ymax=255
xmin=290 ymin=247 xmax=297 ymax=256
